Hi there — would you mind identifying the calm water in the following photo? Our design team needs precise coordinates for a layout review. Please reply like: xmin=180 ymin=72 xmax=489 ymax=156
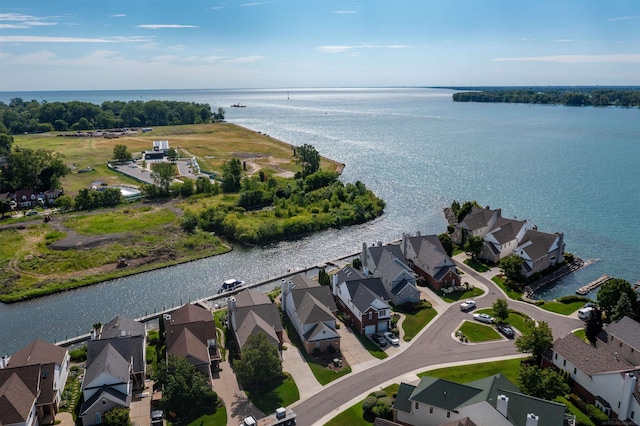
xmin=1 ymin=88 xmax=638 ymax=355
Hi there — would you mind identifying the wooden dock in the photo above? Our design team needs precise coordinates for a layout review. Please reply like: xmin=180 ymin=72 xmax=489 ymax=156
xmin=576 ymin=275 xmax=612 ymax=295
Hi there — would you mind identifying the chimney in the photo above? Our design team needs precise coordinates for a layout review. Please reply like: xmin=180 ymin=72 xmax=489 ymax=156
xmin=620 ymin=373 xmax=637 ymax=419
xmin=496 ymin=394 xmax=509 ymax=417
xmin=90 ymin=329 xmax=96 ymax=340
xmin=332 ymin=273 xmax=338 ymax=295
xmin=363 ymin=266 xmax=369 ymax=277
xmin=377 ymin=241 xmax=382 ymax=247
xmin=416 ymin=230 xmax=421 ymax=237
xmin=362 ymin=243 xmax=368 ymax=268
xmin=0 ymin=356 xmax=8 ymax=369
xmin=525 ymin=413 xmax=539 ymax=426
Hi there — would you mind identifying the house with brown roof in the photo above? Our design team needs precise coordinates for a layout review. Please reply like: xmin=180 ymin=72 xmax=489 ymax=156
xmin=227 ymin=288 xmax=284 ymax=351
xmin=165 ymin=303 xmax=221 ymax=380
xmin=282 ymin=274 xmax=340 ymax=354
xmin=514 ymin=229 xmax=564 ymax=278
xmin=401 ymin=232 xmax=460 ymax=291
xmin=548 ymin=333 xmax=640 ymax=422
xmin=0 ymin=364 xmax=41 ymax=426
xmin=2 ymin=339 xmax=70 ymax=425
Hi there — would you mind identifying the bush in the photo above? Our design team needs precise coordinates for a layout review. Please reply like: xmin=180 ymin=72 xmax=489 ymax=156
xmin=362 ymin=395 xmax=377 ymax=413
xmin=372 ymin=399 xmax=393 ymax=419
xmin=556 ymin=295 xmax=590 ymax=304
xmin=69 ymin=346 xmax=87 ymax=362
xmin=373 ymin=390 xmax=387 ymax=399
xmin=585 ymin=404 xmax=609 ymax=425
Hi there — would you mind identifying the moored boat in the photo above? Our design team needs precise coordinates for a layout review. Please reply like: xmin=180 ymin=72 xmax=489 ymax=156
xmin=218 ymin=279 xmax=246 ymax=294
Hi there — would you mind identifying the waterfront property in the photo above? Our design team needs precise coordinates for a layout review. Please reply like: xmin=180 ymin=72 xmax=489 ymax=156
xmin=401 ymin=232 xmax=461 ymax=291
xmin=0 ymin=340 xmax=70 ymax=426
xmin=227 ymin=288 xmax=284 ymax=351
xmin=515 ymin=229 xmax=565 ymax=278
xmin=281 ymin=273 xmax=341 ymax=354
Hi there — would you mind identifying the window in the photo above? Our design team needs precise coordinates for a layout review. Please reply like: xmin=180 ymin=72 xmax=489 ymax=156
xmin=563 ymin=360 xmax=566 ymax=366
xmin=620 ymin=342 xmax=623 ymax=348
xmin=447 ymin=411 xmax=451 ymax=418
xmin=554 ymin=353 xmax=557 ymax=360
xmin=415 ymin=402 xmax=419 ymax=410
xmin=574 ymin=368 xmax=577 ymax=374
xmin=96 ymin=413 xmax=102 ymax=424
xmin=429 ymin=407 xmax=433 ymax=414
xmin=631 ymin=411 xmax=635 ymax=419
xmin=102 ymin=398 xmax=107 ymax=406
xmin=368 ymin=312 xmax=373 ymax=320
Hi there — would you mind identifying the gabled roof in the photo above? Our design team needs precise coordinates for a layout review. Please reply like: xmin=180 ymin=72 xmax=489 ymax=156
xmin=487 ymin=217 xmax=527 ymax=245
xmin=235 ymin=309 xmax=281 ymax=349
xmin=8 ymin=339 xmax=67 ymax=367
xmin=345 ymin=278 xmax=389 ymax=313
xmin=367 ymin=244 xmax=406 ymax=269
xmin=303 ymin=322 xmax=340 ymax=342
xmin=167 ymin=328 xmax=209 ymax=365
xmin=288 ymin=273 xmax=319 ymax=289
xmin=604 ymin=316 xmax=640 ymax=352
xmin=0 ymin=365 xmax=40 ymax=426
xmin=80 ymin=385 xmax=130 ymax=415
xmin=168 ymin=303 xmax=213 ymax=325
xmin=391 ymin=279 xmax=414 ymax=295
xmin=517 ymin=229 xmax=559 ymax=261
xmin=235 ymin=288 xmax=272 ymax=307
xmin=83 ymin=344 xmax=130 ymax=390
xmin=409 ymin=376 xmax=483 ymax=411
xmin=440 ymin=419 xmax=478 ymax=426
xmin=553 ymin=333 xmax=636 ymax=375
xmin=100 ymin=316 xmax=145 ymax=339
xmin=372 ymin=247 xmax=413 ymax=282
xmin=334 ymin=265 xmax=366 ymax=285
xmin=459 ymin=206 xmax=499 ymax=231
xmin=294 ymin=291 xmax=336 ymax=325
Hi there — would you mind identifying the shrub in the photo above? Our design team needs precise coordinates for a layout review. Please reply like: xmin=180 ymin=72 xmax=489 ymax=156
xmin=372 ymin=399 xmax=393 ymax=419
xmin=585 ymin=404 xmax=609 ymax=425
xmin=69 ymin=346 xmax=87 ymax=362
xmin=373 ymin=390 xmax=387 ymax=399
xmin=556 ymin=295 xmax=590 ymax=304
xmin=362 ymin=395 xmax=377 ymax=413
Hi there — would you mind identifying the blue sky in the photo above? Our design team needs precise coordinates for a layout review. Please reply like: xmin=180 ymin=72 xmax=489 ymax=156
xmin=1 ymin=0 xmax=639 ymax=90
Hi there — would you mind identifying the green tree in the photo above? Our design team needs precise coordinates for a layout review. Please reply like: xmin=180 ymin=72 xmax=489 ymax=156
xmin=318 ymin=268 xmax=331 ymax=286
xmin=464 ymin=235 xmax=484 ymax=261
xmin=517 ymin=365 xmax=569 ymax=400
xmin=492 ymin=298 xmax=509 ymax=324
xmin=113 ymin=144 xmax=132 ymax=162
xmin=499 ymin=254 xmax=524 ymax=282
xmin=515 ymin=320 xmax=553 ymax=365
xmin=221 ymin=158 xmax=242 ymax=193
xmin=611 ymin=292 xmax=635 ymax=322
xmin=295 ymin=144 xmax=320 ymax=178
xmin=352 ymin=257 xmax=362 ymax=270
xmin=0 ymin=133 xmax=13 ymax=156
xmin=597 ymin=278 xmax=637 ymax=319
xmin=151 ymin=162 xmax=175 ymax=194
xmin=180 ymin=212 xmax=198 ymax=233
xmin=180 ymin=179 xmax=194 ymax=197
xmin=154 ymin=355 xmax=217 ymax=419
xmin=103 ymin=407 xmax=131 ymax=426
xmin=585 ymin=306 xmax=603 ymax=344
xmin=0 ymin=198 xmax=11 ymax=218
xmin=438 ymin=232 xmax=454 ymax=257
xmin=167 ymin=147 xmax=178 ymax=163
xmin=234 ymin=332 xmax=283 ymax=387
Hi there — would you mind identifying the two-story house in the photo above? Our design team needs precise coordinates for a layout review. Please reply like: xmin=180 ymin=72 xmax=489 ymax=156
xmin=361 ymin=242 xmax=420 ymax=305
xmin=599 ymin=316 xmax=640 ymax=367
xmin=514 ymin=229 xmax=565 ymax=278
xmin=479 ymin=217 xmax=530 ymax=264
xmin=282 ymin=273 xmax=340 ymax=354
xmin=401 ymin=232 xmax=460 ymax=291
xmin=332 ymin=266 xmax=391 ymax=335
xmin=452 ymin=206 xmax=502 ymax=245
xmin=228 ymin=288 xmax=284 ymax=351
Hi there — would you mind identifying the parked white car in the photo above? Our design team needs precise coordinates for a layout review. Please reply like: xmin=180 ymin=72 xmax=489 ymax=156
xmin=578 ymin=307 xmax=594 ymax=321
xmin=384 ymin=331 xmax=400 ymax=346
xmin=460 ymin=300 xmax=476 ymax=311
xmin=473 ymin=313 xmax=495 ymax=324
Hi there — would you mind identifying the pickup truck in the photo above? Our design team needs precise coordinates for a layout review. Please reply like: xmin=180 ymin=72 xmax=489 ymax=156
xmin=460 ymin=300 xmax=476 ymax=311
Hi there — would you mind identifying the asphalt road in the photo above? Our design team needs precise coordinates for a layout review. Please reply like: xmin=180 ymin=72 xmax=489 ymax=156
xmin=293 ymin=260 xmax=583 ymax=426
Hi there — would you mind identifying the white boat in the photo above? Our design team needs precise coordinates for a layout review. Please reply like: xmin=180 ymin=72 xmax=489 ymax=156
xmin=218 ymin=279 xmax=246 ymax=294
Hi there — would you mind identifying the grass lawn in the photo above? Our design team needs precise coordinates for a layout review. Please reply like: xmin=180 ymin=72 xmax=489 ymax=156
xmin=396 ymin=302 xmax=438 ymax=342
xmin=245 ymin=373 xmax=300 ymax=414
xmin=556 ymin=396 xmax=595 ymax=426
xmin=463 ymin=258 xmax=491 ymax=273
xmin=441 ymin=286 xmax=485 ymax=303
xmin=325 ymin=384 xmax=399 ymax=426
xmin=184 ymin=405 xmax=227 ymax=426
xmin=573 ymin=328 xmax=587 ymax=341
xmin=538 ymin=300 xmax=584 ymax=315
xmin=457 ymin=320 xmax=502 ymax=343
xmin=475 ymin=308 xmax=531 ymax=334
xmin=62 ymin=206 xmax=176 ymax=235
xmin=492 ymin=275 xmax=523 ymax=301
xmin=418 ymin=358 xmax=524 ymax=384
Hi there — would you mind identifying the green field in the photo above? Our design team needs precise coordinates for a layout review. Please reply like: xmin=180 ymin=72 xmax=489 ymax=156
xmin=457 ymin=320 xmax=502 ymax=342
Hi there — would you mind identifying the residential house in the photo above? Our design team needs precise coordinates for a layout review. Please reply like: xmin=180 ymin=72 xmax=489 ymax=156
xmin=547 ymin=333 xmax=640 ymax=422
xmin=401 ymin=232 xmax=461 ymax=291
xmin=227 ymin=288 xmax=284 ymax=351
xmin=14 ymin=190 xmax=39 ymax=209
xmin=451 ymin=206 xmax=502 ymax=245
xmin=394 ymin=374 xmax=567 ymax=426
xmin=3 ymin=339 xmax=70 ymax=425
xmin=332 ymin=266 xmax=391 ymax=335
xmin=0 ymin=364 xmax=41 ymax=426
xmin=5 ymin=189 xmax=63 ymax=210
xmin=87 ymin=316 xmax=146 ymax=391
xmin=165 ymin=303 xmax=221 ymax=380
xmin=514 ymin=230 xmax=565 ymax=278
xmin=281 ymin=273 xmax=340 ymax=354
xmin=479 ymin=217 xmax=530 ymax=264
xmin=598 ymin=316 xmax=640 ymax=367
xmin=361 ymin=242 xmax=421 ymax=306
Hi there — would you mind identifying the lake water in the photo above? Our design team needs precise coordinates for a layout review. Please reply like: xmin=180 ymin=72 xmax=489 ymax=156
xmin=0 ymin=87 xmax=638 ymax=355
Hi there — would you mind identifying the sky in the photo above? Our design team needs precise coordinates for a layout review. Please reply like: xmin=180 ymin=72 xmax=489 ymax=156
xmin=0 ymin=0 xmax=639 ymax=91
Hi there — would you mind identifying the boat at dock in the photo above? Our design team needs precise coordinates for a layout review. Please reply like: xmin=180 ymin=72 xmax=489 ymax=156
xmin=576 ymin=274 xmax=612 ymax=295
xmin=218 ymin=279 xmax=246 ymax=294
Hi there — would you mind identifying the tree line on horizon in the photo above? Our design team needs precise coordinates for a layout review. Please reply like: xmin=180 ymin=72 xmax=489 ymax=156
xmin=0 ymin=98 xmax=226 ymax=134
xmin=452 ymin=88 xmax=640 ymax=107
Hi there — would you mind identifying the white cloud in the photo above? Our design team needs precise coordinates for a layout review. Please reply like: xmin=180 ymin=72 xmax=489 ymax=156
xmin=553 ymin=39 xmax=573 ymax=43
xmin=494 ymin=54 xmax=640 ymax=63
xmin=0 ymin=12 xmax=60 ymax=28
xmin=240 ymin=2 xmax=275 ymax=7
xmin=151 ymin=55 xmax=181 ymax=62
xmin=226 ymin=55 xmax=264 ymax=64
xmin=111 ymin=14 xmax=126 ymax=18
xmin=318 ymin=44 xmax=411 ymax=53
xmin=168 ymin=44 xmax=186 ymax=50
xmin=608 ymin=15 xmax=640 ymax=21
xmin=0 ymin=35 xmax=151 ymax=43
xmin=334 ymin=11 xmax=357 ymax=14
xmin=137 ymin=24 xmax=198 ymax=29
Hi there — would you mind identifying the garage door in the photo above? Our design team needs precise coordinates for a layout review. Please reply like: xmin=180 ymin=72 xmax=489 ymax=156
xmin=364 ymin=325 xmax=376 ymax=335
xmin=377 ymin=322 xmax=388 ymax=332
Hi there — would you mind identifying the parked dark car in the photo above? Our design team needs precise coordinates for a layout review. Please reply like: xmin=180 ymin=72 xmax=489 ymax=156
xmin=497 ymin=324 xmax=515 ymax=338
xmin=372 ymin=333 xmax=387 ymax=347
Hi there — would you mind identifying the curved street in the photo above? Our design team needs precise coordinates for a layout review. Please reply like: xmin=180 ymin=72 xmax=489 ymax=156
xmin=292 ymin=256 xmax=584 ymax=426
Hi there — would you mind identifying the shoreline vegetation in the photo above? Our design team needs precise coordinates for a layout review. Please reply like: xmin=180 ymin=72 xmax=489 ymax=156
xmin=449 ymin=87 xmax=640 ymax=107
xmin=0 ymin=117 xmax=384 ymax=303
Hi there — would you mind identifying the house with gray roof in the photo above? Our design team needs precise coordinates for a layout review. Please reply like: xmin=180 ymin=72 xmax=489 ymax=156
xmin=599 ymin=316 xmax=640 ymax=367
xmin=514 ymin=229 xmax=564 ymax=278
xmin=452 ymin=206 xmax=502 ymax=245
xmin=87 ymin=316 xmax=146 ymax=391
xmin=80 ymin=343 xmax=132 ymax=426
xmin=3 ymin=339 xmax=70 ymax=425
xmin=393 ymin=374 xmax=567 ymax=426
xmin=401 ymin=232 xmax=460 ymax=291
xmin=479 ymin=217 xmax=531 ymax=264
xmin=228 ymin=288 xmax=284 ymax=351
xmin=361 ymin=242 xmax=420 ymax=306
xmin=332 ymin=266 xmax=391 ymax=335
xmin=0 ymin=364 xmax=41 ymax=426
xmin=165 ymin=303 xmax=220 ymax=380
xmin=548 ymin=332 xmax=640 ymax=422
xmin=282 ymin=273 xmax=340 ymax=354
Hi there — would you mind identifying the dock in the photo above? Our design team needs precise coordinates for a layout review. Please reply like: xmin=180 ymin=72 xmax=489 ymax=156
xmin=576 ymin=274 xmax=612 ymax=295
